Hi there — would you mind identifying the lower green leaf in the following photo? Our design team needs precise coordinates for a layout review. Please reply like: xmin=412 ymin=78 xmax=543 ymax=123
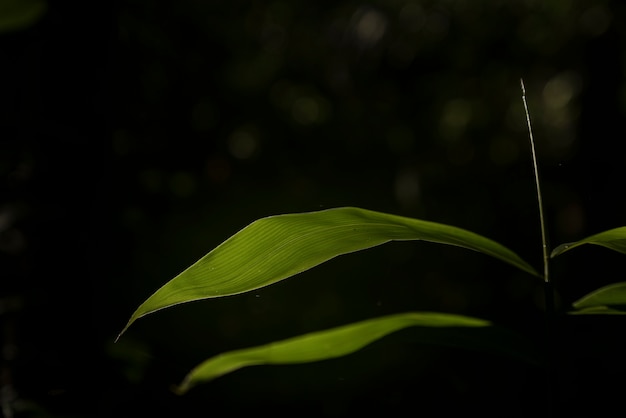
xmin=174 ymin=311 xmax=538 ymax=394
xmin=569 ymin=282 xmax=626 ymax=315
xmin=569 ymin=306 xmax=626 ymax=315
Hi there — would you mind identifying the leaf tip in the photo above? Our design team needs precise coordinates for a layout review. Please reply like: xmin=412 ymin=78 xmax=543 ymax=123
xmin=115 ymin=318 xmax=135 ymax=343
xmin=550 ymin=243 xmax=569 ymax=258
xmin=171 ymin=384 xmax=188 ymax=396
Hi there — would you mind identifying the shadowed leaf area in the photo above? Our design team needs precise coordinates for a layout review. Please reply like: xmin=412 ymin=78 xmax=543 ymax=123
xmin=570 ymin=281 xmax=626 ymax=315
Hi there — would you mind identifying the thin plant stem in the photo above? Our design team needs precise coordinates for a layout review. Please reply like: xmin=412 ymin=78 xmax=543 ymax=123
xmin=520 ymin=78 xmax=557 ymax=417
xmin=520 ymin=78 xmax=549 ymax=284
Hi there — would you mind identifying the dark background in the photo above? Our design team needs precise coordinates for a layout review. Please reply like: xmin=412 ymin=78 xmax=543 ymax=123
xmin=1 ymin=1 xmax=625 ymax=417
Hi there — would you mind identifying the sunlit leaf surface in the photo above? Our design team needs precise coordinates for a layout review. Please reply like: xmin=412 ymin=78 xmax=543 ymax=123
xmin=118 ymin=207 xmax=540 ymax=338
xmin=174 ymin=311 xmax=522 ymax=394
xmin=551 ymin=226 xmax=626 ymax=258
xmin=569 ymin=282 xmax=626 ymax=315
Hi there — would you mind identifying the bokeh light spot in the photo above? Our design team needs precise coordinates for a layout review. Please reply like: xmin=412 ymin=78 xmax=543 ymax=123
xmin=169 ymin=171 xmax=196 ymax=197
xmin=292 ymin=96 xmax=320 ymax=125
xmin=579 ymin=5 xmax=611 ymax=37
xmin=440 ymin=99 xmax=472 ymax=141
xmin=228 ymin=128 xmax=259 ymax=159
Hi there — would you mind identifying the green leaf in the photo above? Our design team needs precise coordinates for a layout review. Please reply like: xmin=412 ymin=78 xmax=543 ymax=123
xmin=569 ymin=306 xmax=626 ymax=315
xmin=118 ymin=207 xmax=540 ymax=339
xmin=569 ymin=282 xmax=626 ymax=315
xmin=174 ymin=311 xmax=536 ymax=394
xmin=551 ymin=226 xmax=626 ymax=258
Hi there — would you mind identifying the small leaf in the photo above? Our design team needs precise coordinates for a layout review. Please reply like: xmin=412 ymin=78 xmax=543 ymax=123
xmin=569 ymin=306 xmax=626 ymax=315
xmin=551 ymin=226 xmax=626 ymax=258
xmin=118 ymin=207 xmax=539 ymax=339
xmin=569 ymin=282 xmax=626 ymax=315
xmin=174 ymin=311 xmax=536 ymax=394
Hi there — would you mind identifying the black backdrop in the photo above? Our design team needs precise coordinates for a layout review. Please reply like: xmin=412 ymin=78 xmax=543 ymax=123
xmin=1 ymin=1 xmax=625 ymax=417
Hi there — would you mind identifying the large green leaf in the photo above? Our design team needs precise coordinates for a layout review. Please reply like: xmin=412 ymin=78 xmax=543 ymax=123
xmin=173 ymin=311 xmax=539 ymax=394
xmin=569 ymin=282 xmax=626 ymax=315
xmin=118 ymin=207 xmax=540 ymax=339
xmin=551 ymin=226 xmax=626 ymax=258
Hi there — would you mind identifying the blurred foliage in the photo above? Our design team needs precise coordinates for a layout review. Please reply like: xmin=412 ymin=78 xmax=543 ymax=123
xmin=1 ymin=0 xmax=625 ymax=416
xmin=0 ymin=0 xmax=46 ymax=33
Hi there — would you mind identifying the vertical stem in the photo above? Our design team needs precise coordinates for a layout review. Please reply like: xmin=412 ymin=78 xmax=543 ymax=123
xmin=520 ymin=79 xmax=549 ymax=284
xmin=520 ymin=78 xmax=557 ymax=416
